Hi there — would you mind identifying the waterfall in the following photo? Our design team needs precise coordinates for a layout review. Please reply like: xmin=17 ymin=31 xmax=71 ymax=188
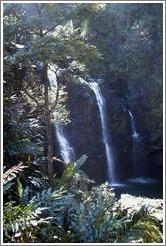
xmin=127 ymin=110 xmax=144 ymax=178
xmin=89 ymin=82 xmax=116 ymax=184
xmin=55 ymin=123 xmax=75 ymax=163
xmin=127 ymin=110 xmax=139 ymax=139
xmin=47 ymin=64 xmax=74 ymax=164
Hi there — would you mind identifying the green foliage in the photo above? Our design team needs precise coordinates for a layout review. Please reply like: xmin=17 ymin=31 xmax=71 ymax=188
xmin=59 ymin=154 xmax=89 ymax=190
xmin=3 ymin=162 xmax=27 ymax=193
xmin=59 ymin=163 xmax=75 ymax=188
xmin=114 ymin=206 xmax=162 ymax=243
xmin=3 ymin=162 xmax=163 ymax=243
xmin=14 ymin=119 xmax=44 ymax=156
xmin=64 ymin=183 xmax=116 ymax=242
xmin=3 ymin=201 xmax=52 ymax=243
xmin=52 ymin=183 xmax=162 ymax=243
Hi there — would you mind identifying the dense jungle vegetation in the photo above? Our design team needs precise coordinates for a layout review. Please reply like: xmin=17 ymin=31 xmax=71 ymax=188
xmin=3 ymin=2 xmax=163 ymax=243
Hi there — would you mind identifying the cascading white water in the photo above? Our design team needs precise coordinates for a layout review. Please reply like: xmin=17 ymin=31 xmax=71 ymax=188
xmin=89 ymin=82 xmax=115 ymax=184
xmin=55 ymin=123 xmax=75 ymax=163
xmin=127 ymin=110 xmax=139 ymax=139
xmin=127 ymin=110 xmax=144 ymax=178
xmin=47 ymin=64 xmax=74 ymax=164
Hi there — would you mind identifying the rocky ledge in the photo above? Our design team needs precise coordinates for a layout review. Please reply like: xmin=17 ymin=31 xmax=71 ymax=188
xmin=118 ymin=194 xmax=163 ymax=222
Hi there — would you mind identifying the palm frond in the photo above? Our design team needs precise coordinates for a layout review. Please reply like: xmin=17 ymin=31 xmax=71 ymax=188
xmin=3 ymin=162 xmax=28 ymax=185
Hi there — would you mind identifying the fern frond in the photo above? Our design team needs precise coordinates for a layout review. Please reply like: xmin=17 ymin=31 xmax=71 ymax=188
xmin=3 ymin=162 xmax=28 ymax=185
xmin=3 ymin=201 xmax=52 ymax=243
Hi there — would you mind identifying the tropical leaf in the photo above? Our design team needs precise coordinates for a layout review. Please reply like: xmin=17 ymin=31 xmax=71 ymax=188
xmin=59 ymin=163 xmax=75 ymax=188
xmin=74 ymin=154 xmax=88 ymax=171
xmin=3 ymin=201 xmax=52 ymax=243
xmin=3 ymin=162 xmax=28 ymax=185
xmin=17 ymin=177 xmax=23 ymax=199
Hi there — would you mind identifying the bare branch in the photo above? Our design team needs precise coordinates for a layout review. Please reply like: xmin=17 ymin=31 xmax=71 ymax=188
xmin=43 ymin=24 xmax=58 ymax=35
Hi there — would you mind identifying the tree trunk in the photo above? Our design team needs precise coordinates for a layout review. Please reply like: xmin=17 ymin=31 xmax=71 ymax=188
xmin=41 ymin=64 xmax=54 ymax=183
xmin=34 ymin=5 xmax=54 ymax=182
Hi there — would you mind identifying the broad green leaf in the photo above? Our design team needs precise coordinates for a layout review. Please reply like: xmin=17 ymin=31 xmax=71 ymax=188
xmin=74 ymin=154 xmax=88 ymax=170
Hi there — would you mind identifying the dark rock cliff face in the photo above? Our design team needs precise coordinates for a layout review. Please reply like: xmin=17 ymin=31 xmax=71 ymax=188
xmin=103 ymin=78 xmax=133 ymax=181
xmin=65 ymin=82 xmax=107 ymax=184
xmin=54 ymin=78 xmax=163 ymax=184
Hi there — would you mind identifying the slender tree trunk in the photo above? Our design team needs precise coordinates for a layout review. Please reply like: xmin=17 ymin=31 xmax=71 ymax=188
xmin=34 ymin=4 xmax=54 ymax=182
xmin=42 ymin=64 xmax=54 ymax=182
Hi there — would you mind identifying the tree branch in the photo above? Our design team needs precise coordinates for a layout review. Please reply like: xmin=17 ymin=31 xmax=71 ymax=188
xmin=43 ymin=24 xmax=58 ymax=35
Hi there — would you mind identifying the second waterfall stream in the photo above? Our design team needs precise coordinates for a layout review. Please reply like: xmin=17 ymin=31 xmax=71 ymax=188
xmin=127 ymin=109 xmax=145 ymax=178
xmin=88 ymin=81 xmax=116 ymax=184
